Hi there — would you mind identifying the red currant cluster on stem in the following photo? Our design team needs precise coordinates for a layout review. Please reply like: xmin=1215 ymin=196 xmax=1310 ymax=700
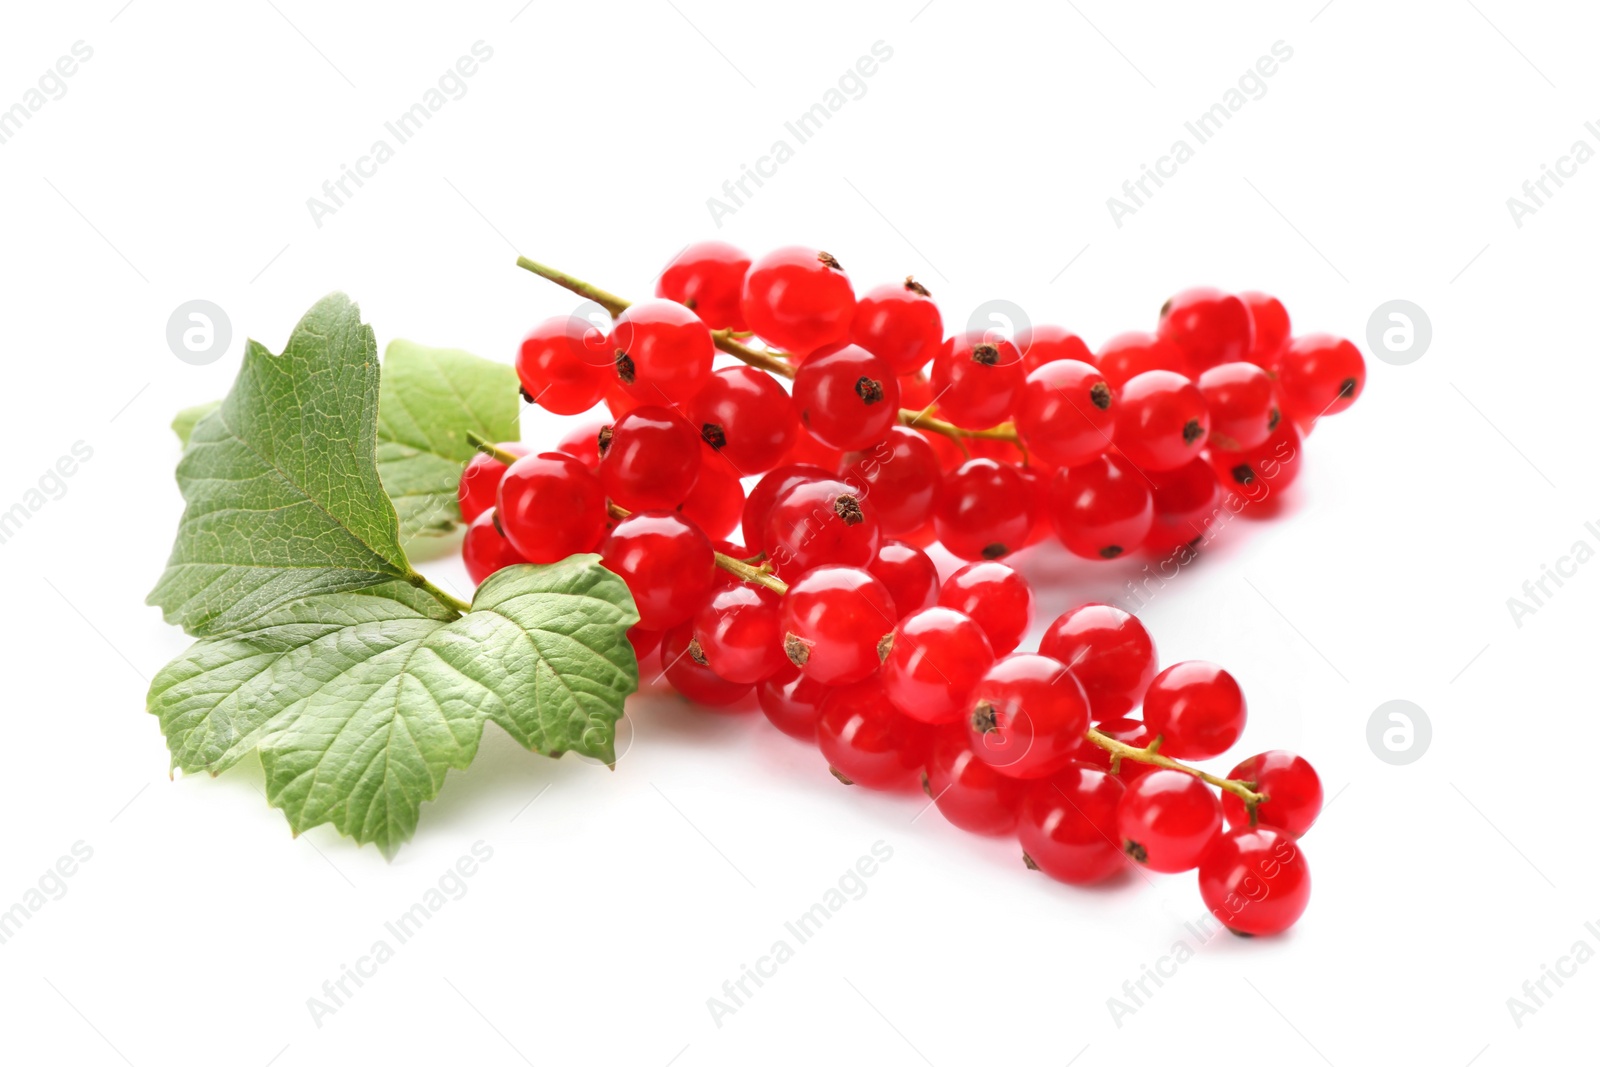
xmin=459 ymin=241 xmax=1360 ymax=936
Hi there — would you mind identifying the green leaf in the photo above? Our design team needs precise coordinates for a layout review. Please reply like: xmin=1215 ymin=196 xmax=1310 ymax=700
xmin=375 ymin=340 xmax=520 ymax=539
xmin=148 ymin=294 xmax=414 ymax=637
xmin=147 ymin=557 xmax=638 ymax=855
xmin=171 ymin=401 xmax=220 ymax=449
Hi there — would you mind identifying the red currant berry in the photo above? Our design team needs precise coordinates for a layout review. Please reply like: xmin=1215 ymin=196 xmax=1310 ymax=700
xmin=817 ymin=677 xmax=933 ymax=789
xmin=792 ymin=343 xmax=900 ymax=451
xmin=600 ymin=512 xmax=716 ymax=631
xmin=516 ymin=316 xmax=609 ymax=414
xmin=609 ymin=299 xmax=715 ymax=405
xmin=930 ymin=332 xmax=1026 ymax=429
xmin=1144 ymin=457 xmax=1222 ymax=557
xmin=1097 ymin=331 xmax=1186 ymax=389
xmin=655 ymin=240 xmax=751 ymax=331
xmin=1114 ymin=370 xmax=1210 ymax=472
xmin=1017 ymin=764 xmax=1128 ymax=885
xmin=1239 ymin=291 xmax=1290 ymax=369
xmin=764 ymin=478 xmax=881 ymax=575
xmin=741 ymin=465 xmax=830 ymax=556
xmin=496 ymin=452 xmax=608 ymax=563
xmin=688 ymin=366 xmax=798 ymax=475
xmin=1039 ymin=604 xmax=1157 ymax=719
xmin=1277 ymin=334 xmax=1365 ymax=420
xmin=1048 ymin=453 xmax=1154 ymax=561
xmin=462 ymin=508 xmax=529 ymax=584
xmin=1210 ymin=418 xmax=1302 ymax=501
xmin=741 ymin=247 xmax=855 ymax=356
xmin=899 ymin=369 xmax=934 ymax=412
xmin=782 ymin=424 xmax=845 ymax=470
xmin=1142 ymin=661 xmax=1246 ymax=759
xmin=1015 ymin=465 xmax=1053 ymax=548
xmin=676 ymin=458 xmax=744 ymax=541
xmin=867 ymin=540 xmax=940 ymax=619
xmin=1076 ymin=716 xmax=1157 ymax=782
xmin=691 ymin=582 xmax=785 ymax=685
xmin=850 ymin=277 xmax=943 ymax=375
xmin=1017 ymin=325 xmax=1094 ymax=374
xmin=1221 ymin=750 xmax=1323 ymax=839
xmin=840 ymin=427 xmax=942 ymax=538
xmin=1198 ymin=828 xmax=1311 ymax=936
xmin=881 ymin=607 xmax=996 ymax=725
xmin=1157 ymin=287 xmax=1254 ymax=375
xmin=1197 ymin=361 xmax=1278 ymax=452
xmin=779 ymin=565 xmax=896 ymax=685
xmin=1015 ymin=359 xmax=1115 ymax=468
xmin=629 ymin=626 xmax=663 ymax=662
xmin=966 ymin=653 xmax=1091 ymax=780
xmin=1116 ymin=770 xmax=1222 ymax=873
xmin=459 ymin=443 xmax=529 ymax=524
xmin=937 ymin=561 xmax=1033 ymax=655
xmin=757 ymin=664 xmax=829 ymax=741
xmin=934 ymin=458 xmax=1036 ymax=562
xmin=661 ymin=623 xmax=753 ymax=709
xmin=602 ymin=372 xmax=640 ymax=419
xmin=554 ymin=421 xmax=605 ymax=470
xmin=921 ymin=725 xmax=1024 ymax=835
xmin=597 ymin=406 xmax=702 ymax=512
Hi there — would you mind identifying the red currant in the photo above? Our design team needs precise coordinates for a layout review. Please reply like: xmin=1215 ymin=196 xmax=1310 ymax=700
xmin=1048 ymin=453 xmax=1154 ymax=560
xmin=600 ymin=512 xmax=716 ymax=631
xmin=692 ymin=582 xmax=785 ymax=685
xmin=676 ymin=458 xmax=744 ymax=541
xmin=1197 ymin=361 xmax=1278 ymax=452
xmin=1277 ymin=334 xmax=1365 ymax=420
xmin=930 ymin=332 xmax=1025 ymax=429
xmin=1144 ymin=457 xmax=1221 ymax=556
xmin=597 ymin=406 xmax=701 ymax=512
xmin=757 ymin=664 xmax=829 ymax=741
xmin=609 ymin=299 xmax=715 ymax=405
xmin=462 ymin=508 xmax=528 ymax=584
xmin=1114 ymin=370 xmax=1210 ymax=472
xmin=661 ymin=622 xmax=752 ymax=708
xmin=1142 ymin=661 xmax=1246 ymax=759
xmin=921 ymin=725 xmax=1023 ymax=835
xmin=1158 ymin=288 xmax=1254 ymax=375
xmin=655 ymin=240 xmax=750 ymax=331
xmin=1198 ymin=828 xmax=1311 ymax=936
xmin=741 ymin=247 xmax=854 ymax=356
xmin=1039 ymin=604 xmax=1157 ymax=719
xmin=1017 ymin=764 xmax=1128 ymax=885
xmin=1115 ymin=770 xmax=1222 ymax=873
xmin=459 ymin=442 xmax=529 ymax=524
xmin=689 ymin=366 xmax=798 ymax=476
xmin=1097 ymin=331 xmax=1186 ymax=389
xmin=1221 ymin=750 xmax=1323 ymax=838
xmin=782 ymin=424 xmax=845 ymax=470
xmin=840 ymin=427 xmax=942 ymax=538
xmin=882 ymin=607 xmax=996 ymax=725
xmin=554 ymin=421 xmax=605 ymax=470
xmin=779 ymin=565 xmax=896 ymax=685
xmin=629 ymin=625 xmax=663 ymax=662
xmin=816 ymin=677 xmax=933 ymax=789
xmin=1209 ymin=418 xmax=1302 ymax=501
xmin=764 ymin=477 xmax=881 ymax=575
xmin=966 ymin=653 xmax=1091 ymax=779
xmin=1239 ymin=291 xmax=1290 ymax=369
xmin=937 ymin=561 xmax=1033 ymax=655
xmin=516 ymin=316 xmax=609 ymax=414
xmin=1015 ymin=359 xmax=1115 ymax=468
xmin=1015 ymin=465 xmax=1053 ymax=547
xmin=496 ymin=452 xmax=608 ymax=564
xmin=792 ymin=342 xmax=900 ymax=451
xmin=867 ymin=540 xmax=939 ymax=619
xmin=934 ymin=458 xmax=1036 ymax=561
xmin=1017 ymin=325 xmax=1093 ymax=374
xmin=850 ymin=277 xmax=943 ymax=375
xmin=741 ymin=464 xmax=830 ymax=556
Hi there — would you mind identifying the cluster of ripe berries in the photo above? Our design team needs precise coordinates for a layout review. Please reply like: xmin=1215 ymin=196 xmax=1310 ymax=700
xmin=456 ymin=241 xmax=1354 ymax=935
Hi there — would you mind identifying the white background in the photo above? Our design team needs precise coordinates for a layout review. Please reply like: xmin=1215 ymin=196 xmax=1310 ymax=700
xmin=1 ymin=1 xmax=1595 ymax=1064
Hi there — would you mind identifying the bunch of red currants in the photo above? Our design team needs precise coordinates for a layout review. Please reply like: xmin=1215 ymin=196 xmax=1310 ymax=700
xmin=456 ymin=241 xmax=1354 ymax=935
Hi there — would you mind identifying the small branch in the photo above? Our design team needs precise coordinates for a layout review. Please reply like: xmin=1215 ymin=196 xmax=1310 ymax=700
xmin=408 ymin=571 xmax=472 ymax=616
xmin=1083 ymin=728 xmax=1267 ymax=810
xmin=607 ymin=501 xmax=787 ymax=593
xmin=515 ymin=256 xmax=629 ymax=317
xmin=466 ymin=431 xmax=522 ymax=466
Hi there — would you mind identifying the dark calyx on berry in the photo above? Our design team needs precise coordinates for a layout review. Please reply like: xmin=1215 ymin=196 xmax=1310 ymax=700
xmin=614 ymin=350 xmax=636 ymax=384
xmin=1124 ymin=840 xmax=1149 ymax=864
xmin=1268 ymin=407 xmax=1281 ymax=431
xmin=920 ymin=771 xmax=933 ymax=797
xmin=855 ymin=376 xmax=886 ymax=404
xmin=784 ymin=633 xmax=810 ymax=666
xmin=982 ymin=543 xmax=1009 ymax=560
xmin=520 ymin=386 xmax=535 ymax=403
xmin=971 ymin=701 xmax=999 ymax=734
xmin=687 ymin=638 xmax=708 ymax=666
xmin=1231 ymin=464 xmax=1256 ymax=486
xmin=877 ymin=631 xmax=895 ymax=661
xmin=1098 ymin=545 xmax=1124 ymax=559
xmin=1022 ymin=853 xmax=1039 ymax=871
xmin=1338 ymin=377 xmax=1357 ymax=398
xmin=904 ymin=276 xmax=930 ymax=296
xmin=833 ymin=494 xmax=865 ymax=526
xmin=1182 ymin=418 xmax=1205 ymax=444
xmin=1090 ymin=382 xmax=1112 ymax=410
xmin=971 ymin=343 xmax=1000 ymax=366
xmin=830 ymin=766 xmax=855 ymax=785
xmin=818 ymin=251 xmax=844 ymax=271
xmin=597 ymin=425 xmax=614 ymax=456
xmin=702 ymin=423 xmax=728 ymax=450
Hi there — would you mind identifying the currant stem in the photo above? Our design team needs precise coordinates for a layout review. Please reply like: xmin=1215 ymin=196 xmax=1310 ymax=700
xmin=606 ymin=501 xmax=788 ymax=594
xmin=408 ymin=570 xmax=472 ymax=617
xmin=511 ymin=255 xmax=1021 ymax=445
xmin=466 ymin=432 xmax=522 ymax=466
xmin=1082 ymin=727 xmax=1267 ymax=809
